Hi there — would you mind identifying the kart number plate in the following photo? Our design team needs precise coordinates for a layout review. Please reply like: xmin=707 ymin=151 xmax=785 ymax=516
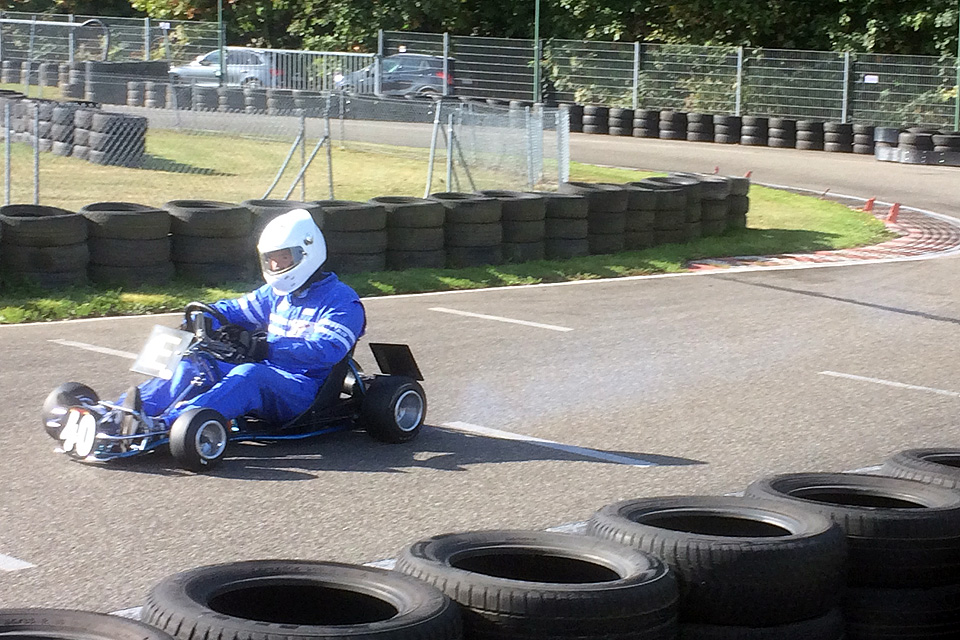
xmin=131 ymin=325 xmax=194 ymax=380
xmin=60 ymin=408 xmax=97 ymax=458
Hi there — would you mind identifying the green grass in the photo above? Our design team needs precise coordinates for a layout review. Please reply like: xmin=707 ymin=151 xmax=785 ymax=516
xmin=0 ymin=126 xmax=893 ymax=323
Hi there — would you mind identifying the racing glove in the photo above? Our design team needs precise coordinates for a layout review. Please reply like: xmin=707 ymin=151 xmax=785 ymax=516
xmin=246 ymin=331 xmax=270 ymax=362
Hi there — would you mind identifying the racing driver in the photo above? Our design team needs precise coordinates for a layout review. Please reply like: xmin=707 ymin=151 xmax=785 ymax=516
xmin=114 ymin=208 xmax=366 ymax=434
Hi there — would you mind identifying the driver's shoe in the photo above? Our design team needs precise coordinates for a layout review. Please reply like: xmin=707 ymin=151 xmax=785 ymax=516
xmin=120 ymin=385 xmax=143 ymax=438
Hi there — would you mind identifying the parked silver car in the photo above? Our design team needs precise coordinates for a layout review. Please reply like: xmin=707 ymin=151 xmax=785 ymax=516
xmin=169 ymin=48 xmax=285 ymax=88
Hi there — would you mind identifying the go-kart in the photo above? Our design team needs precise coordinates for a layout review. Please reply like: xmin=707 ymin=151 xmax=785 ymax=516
xmin=42 ymin=302 xmax=426 ymax=472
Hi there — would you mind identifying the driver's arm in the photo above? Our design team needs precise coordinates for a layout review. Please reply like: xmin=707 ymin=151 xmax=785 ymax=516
xmin=266 ymin=300 xmax=365 ymax=370
xmin=210 ymin=285 xmax=272 ymax=331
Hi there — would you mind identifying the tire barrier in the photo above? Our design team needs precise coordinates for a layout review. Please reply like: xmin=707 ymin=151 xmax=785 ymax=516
xmin=713 ymin=114 xmax=742 ymax=145
xmin=370 ymin=196 xmax=447 ymax=270
xmin=267 ymin=89 xmax=297 ymax=115
xmin=540 ymin=192 xmax=590 ymax=259
xmin=477 ymin=190 xmax=546 ymax=262
xmin=0 ymin=608 xmax=176 ymax=640
xmin=218 ymin=87 xmax=245 ymax=113
xmin=695 ymin=175 xmax=733 ymax=236
xmin=823 ymin=122 xmax=854 ymax=153
xmin=564 ymin=103 xmax=584 ymax=133
xmin=740 ymin=115 xmax=769 ymax=146
xmin=659 ymin=110 xmax=688 ymax=140
xmin=586 ymin=496 xmax=847 ymax=630
xmin=430 ymin=192 xmax=503 ymax=268
xmin=558 ymin=182 xmax=628 ymax=254
xmin=725 ymin=176 xmax=751 ymax=230
xmin=686 ymin=113 xmax=714 ymax=143
xmin=633 ymin=178 xmax=688 ymax=245
xmin=395 ymin=529 xmax=679 ymax=640
xmin=80 ymin=202 xmax=173 ymax=287
xmin=797 ymin=120 xmax=826 ymax=151
xmin=126 ymin=81 xmax=144 ymax=108
xmin=853 ymin=124 xmax=876 ymax=155
xmin=0 ymin=204 xmax=88 ymax=287
xmin=607 ymin=107 xmax=634 ymax=136
xmin=240 ymin=199 xmax=324 ymax=238
xmin=768 ymin=117 xmax=797 ymax=149
xmin=244 ymin=87 xmax=268 ymax=114
xmin=659 ymin=174 xmax=705 ymax=241
xmin=143 ymin=560 xmax=463 ymax=640
xmin=582 ymin=105 xmax=610 ymax=135
xmin=191 ymin=85 xmax=218 ymax=112
xmin=621 ymin=183 xmax=657 ymax=249
xmin=144 ymin=81 xmax=167 ymax=109
xmin=880 ymin=447 xmax=960 ymax=490
xmin=87 ymin=113 xmax=147 ymax=168
xmin=745 ymin=472 xmax=960 ymax=639
xmin=163 ymin=200 xmax=254 ymax=285
xmin=316 ymin=200 xmax=388 ymax=274
xmin=633 ymin=109 xmax=660 ymax=138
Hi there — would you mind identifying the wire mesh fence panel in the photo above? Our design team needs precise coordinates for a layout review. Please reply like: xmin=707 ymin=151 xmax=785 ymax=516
xmin=638 ymin=44 xmax=739 ymax=113
xmin=450 ymin=35 xmax=536 ymax=102
xmin=545 ymin=39 xmax=636 ymax=107
xmin=851 ymin=53 xmax=957 ymax=128
xmin=742 ymin=48 xmax=845 ymax=120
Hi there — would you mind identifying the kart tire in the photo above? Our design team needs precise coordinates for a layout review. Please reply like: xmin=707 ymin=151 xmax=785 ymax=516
xmin=361 ymin=375 xmax=426 ymax=444
xmin=169 ymin=408 xmax=229 ymax=473
xmin=0 ymin=608 xmax=175 ymax=640
xmin=142 ymin=559 xmax=461 ymax=640
xmin=880 ymin=448 xmax=960 ymax=490
xmin=42 ymin=382 xmax=99 ymax=440
xmin=394 ymin=529 xmax=679 ymax=639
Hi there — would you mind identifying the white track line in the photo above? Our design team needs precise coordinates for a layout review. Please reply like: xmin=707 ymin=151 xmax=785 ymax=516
xmin=48 ymin=339 xmax=138 ymax=360
xmin=819 ymin=370 xmax=960 ymax=398
xmin=439 ymin=421 xmax=656 ymax=466
xmin=0 ymin=553 xmax=35 ymax=571
xmin=429 ymin=307 xmax=573 ymax=332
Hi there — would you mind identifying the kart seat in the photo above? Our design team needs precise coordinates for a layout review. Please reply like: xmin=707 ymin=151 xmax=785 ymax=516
xmin=282 ymin=348 xmax=356 ymax=429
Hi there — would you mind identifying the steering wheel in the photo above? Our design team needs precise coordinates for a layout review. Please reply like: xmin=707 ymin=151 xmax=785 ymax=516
xmin=183 ymin=301 xmax=230 ymax=335
xmin=183 ymin=301 xmax=253 ymax=363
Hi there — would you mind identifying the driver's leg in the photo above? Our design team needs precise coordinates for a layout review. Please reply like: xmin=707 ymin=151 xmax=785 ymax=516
xmin=138 ymin=358 xmax=227 ymax=417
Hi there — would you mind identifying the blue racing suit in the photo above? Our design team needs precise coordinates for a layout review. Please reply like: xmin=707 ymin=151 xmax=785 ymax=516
xmin=137 ymin=272 xmax=366 ymax=426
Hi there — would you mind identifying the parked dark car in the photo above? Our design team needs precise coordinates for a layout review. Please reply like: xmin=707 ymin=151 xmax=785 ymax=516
xmin=335 ymin=53 xmax=455 ymax=97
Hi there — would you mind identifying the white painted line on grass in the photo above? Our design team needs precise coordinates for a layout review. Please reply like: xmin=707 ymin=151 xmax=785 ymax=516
xmin=0 ymin=553 xmax=35 ymax=571
xmin=429 ymin=307 xmax=573 ymax=332
xmin=819 ymin=370 xmax=960 ymax=398
xmin=439 ymin=421 xmax=656 ymax=466
xmin=48 ymin=339 xmax=138 ymax=360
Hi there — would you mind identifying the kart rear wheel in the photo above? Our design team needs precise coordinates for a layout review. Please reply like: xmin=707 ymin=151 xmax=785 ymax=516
xmin=170 ymin=408 xmax=229 ymax=472
xmin=42 ymin=382 xmax=99 ymax=440
xmin=361 ymin=376 xmax=426 ymax=444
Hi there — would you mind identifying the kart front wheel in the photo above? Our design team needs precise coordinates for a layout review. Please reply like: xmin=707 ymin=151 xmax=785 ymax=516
xmin=169 ymin=408 xmax=229 ymax=472
xmin=42 ymin=382 xmax=99 ymax=441
xmin=361 ymin=376 xmax=426 ymax=443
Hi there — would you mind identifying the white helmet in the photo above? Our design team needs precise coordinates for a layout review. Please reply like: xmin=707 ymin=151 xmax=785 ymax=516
xmin=256 ymin=209 xmax=326 ymax=295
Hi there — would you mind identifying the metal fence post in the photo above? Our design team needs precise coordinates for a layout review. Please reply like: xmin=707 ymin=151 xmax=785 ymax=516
xmin=144 ymin=17 xmax=151 ymax=61
xmin=376 ymin=29 xmax=384 ymax=96
xmin=325 ymin=101 xmax=334 ymax=199
xmin=300 ymin=109 xmax=306 ymax=200
xmin=525 ymin=106 xmax=534 ymax=189
xmin=445 ymin=112 xmax=454 ymax=190
xmin=33 ymin=102 xmax=39 ymax=205
xmin=4 ymin=103 xmax=10 ymax=206
xmin=68 ymin=14 xmax=75 ymax=65
xmin=841 ymin=51 xmax=851 ymax=123
xmin=632 ymin=41 xmax=640 ymax=111
xmin=424 ymin=101 xmax=442 ymax=197
xmin=442 ymin=32 xmax=450 ymax=97
xmin=735 ymin=47 xmax=744 ymax=116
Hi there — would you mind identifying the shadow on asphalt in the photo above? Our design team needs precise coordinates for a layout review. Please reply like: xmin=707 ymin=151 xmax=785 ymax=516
xmin=93 ymin=425 xmax=706 ymax=481
xmin=139 ymin=154 xmax=232 ymax=176
xmin=718 ymin=276 xmax=960 ymax=326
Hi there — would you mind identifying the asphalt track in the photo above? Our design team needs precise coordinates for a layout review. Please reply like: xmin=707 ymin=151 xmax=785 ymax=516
xmin=2 ymin=134 xmax=960 ymax=614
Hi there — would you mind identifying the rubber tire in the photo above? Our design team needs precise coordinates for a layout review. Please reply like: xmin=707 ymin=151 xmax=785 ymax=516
xmin=557 ymin=182 xmax=628 ymax=213
xmin=445 ymin=245 xmax=503 ymax=268
xmin=89 ymin=262 xmax=175 ymax=286
xmin=625 ymin=209 xmax=656 ymax=232
xmin=881 ymin=448 xmax=960 ymax=489
xmin=545 ymin=237 xmax=590 ymax=259
xmin=172 ymin=235 xmax=253 ymax=264
xmin=81 ymin=202 xmax=170 ymax=240
xmin=0 ymin=204 xmax=87 ymax=247
xmin=360 ymin=376 xmax=426 ymax=444
xmin=323 ymin=230 xmax=388 ymax=254
xmin=317 ymin=200 xmax=387 ymax=231
xmin=142 ymin=559 xmax=461 ymax=640
xmin=679 ymin=609 xmax=844 ymax=640
xmin=587 ymin=496 xmax=846 ymax=626
xmin=0 ymin=608 xmax=175 ymax=640
xmin=843 ymin=582 xmax=960 ymax=639
xmin=324 ymin=252 xmax=386 ymax=274
xmin=164 ymin=200 xmax=253 ymax=238
xmin=430 ymin=193 xmax=501 ymax=224
xmin=386 ymin=249 xmax=446 ymax=270
xmin=502 ymin=220 xmax=545 ymax=243
xmin=370 ymin=196 xmax=446 ymax=228
xmin=588 ymin=233 xmax=625 ymax=255
xmin=89 ymin=237 xmax=170 ymax=267
xmin=542 ymin=193 xmax=589 ymax=219
xmin=169 ymin=408 xmax=229 ymax=473
xmin=745 ymin=472 xmax=960 ymax=588
xmin=395 ymin=529 xmax=679 ymax=639
xmin=388 ymin=227 xmax=444 ymax=251
xmin=2 ymin=242 xmax=89 ymax=272
xmin=476 ymin=191 xmax=546 ymax=222
xmin=42 ymin=382 xmax=99 ymax=441
xmin=545 ymin=217 xmax=588 ymax=239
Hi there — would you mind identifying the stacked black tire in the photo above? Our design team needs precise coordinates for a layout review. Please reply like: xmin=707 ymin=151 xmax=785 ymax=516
xmin=873 ymin=127 xmax=899 ymax=155
xmin=797 ymin=120 xmax=826 ymax=151
xmin=478 ymin=191 xmax=546 ymax=263
xmin=72 ymin=108 xmax=100 ymax=162
xmin=370 ymin=196 xmax=446 ymax=270
xmin=853 ymin=124 xmax=876 ymax=155
xmin=824 ymin=123 xmax=854 ymax=153
xmin=564 ymin=103 xmax=584 ymax=133
xmin=587 ymin=495 xmax=847 ymax=640
xmin=16 ymin=99 xmax=56 ymax=152
xmin=244 ymin=87 xmax=268 ymax=114
xmin=659 ymin=111 xmax=687 ymax=140
xmin=163 ymin=200 xmax=254 ymax=285
xmin=81 ymin=202 xmax=173 ymax=286
xmin=686 ymin=113 xmax=714 ymax=143
xmin=713 ymin=115 xmax=742 ymax=144
xmin=768 ymin=117 xmax=797 ymax=149
xmin=126 ymin=81 xmax=144 ymax=107
xmin=558 ymin=182 xmax=627 ymax=255
xmin=633 ymin=179 xmax=687 ymax=245
xmin=633 ymin=109 xmax=659 ymax=138
xmin=50 ymin=102 xmax=80 ymax=157
xmin=396 ymin=529 xmax=680 ymax=640
xmin=541 ymin=193 xmax=590 ymax=259
xmin=218 ymin=87 xmax=245 ymax=113
xmin=746 ymin=472 xmax=960 ymax=640
xmin=621 ymin=183 xmax=657 ymax=249
xmin=726 ymin=176 xmax=751 ymax=230
xmin=316 ymin=200 xmax=388 ymax=274
xmin=431 ymin=192 xmax=503 ymax=268
xmin=697 ymin=176 xmax=733 ymax=236
xmin=608 ymin=108 xmax=634 ymax=136
xmin=740 ymin=115 xmax=769 ymax=146
xmin=144 ymin=81 xmax=167 ymax=109
xmin=582 ymin=105 xmax=610 ymax=135
xmin=0 ymin=204 xmax=88 ymax=288
xmin=86 ymin=112 xmax=147 ymax=167
xmin=240 ymin=199 xmax=323 ymax=237
xmin=897 ymin=128 xmax=936 ymax=154
xmin=191 ymin=86 xmax=218 ymax=112
xmin=932 ymin=131 xmax=960 ymax=154
xmin=267 ymin=89 xmax=297 ymax=115
xmin=643 ymin=175 xmax=702 ymax=242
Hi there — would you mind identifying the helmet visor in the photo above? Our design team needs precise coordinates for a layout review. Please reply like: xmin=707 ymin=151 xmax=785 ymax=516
xmin=261 ymin=246 xmax=305 ymax=276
